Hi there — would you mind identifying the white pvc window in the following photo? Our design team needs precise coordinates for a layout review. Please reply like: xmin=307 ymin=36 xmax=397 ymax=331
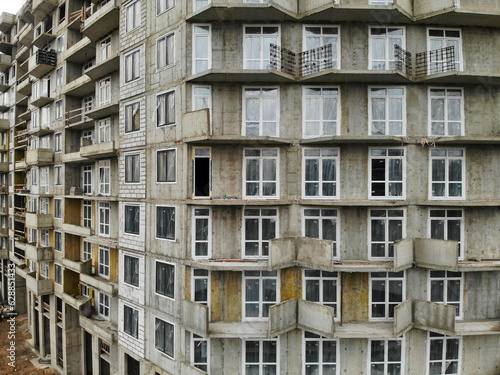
xmin=429 ymin=88 xmax=464 ymax=136
xmin=155 ymin=318 xmax=173 ymax=357
xmin=194 ymin=0 xmax=209 ymax=11
xmin=429 ymin=209 xmax=463 ymax=259
xmin=40 ymin=167 xmax=49 ymax=194
xmin=54 ymin=263 xmax=62 ymax=285
xmin=243 ymin=208 xmax=278 ymax=259
xmin=155 ymin=261 xmax=175 ymax=299
xmin=41 ymin=229 xmax=49 ymax=247
xmin=428 ymin=28 xmax=462 ymax=72
xmin=369 ymin=87 xmax=406 ymax=136
xmin=427 ymin=333 xmax=461 ymax=375
xmin=124 ymin=254 xmax=139 ymax=287
xmin=98 ymin=118 xmax=110 ymax=143
xmin=54 ymin=132 xmax=62 ymax=152
xmin=83 ymin=200 xmax=92 ymax=228
xmin=99 ymin=78 xmax=111 ymax=106
xmin=41 ymin=262 xmax=49 ymax=278
xmin=99 ymin=203 xmax=110 ymax=237
xmin=124 ymin=305 xmax=139 ymax=338
xmin=244 ymin=149 xmax=278 ymax=199
xmin=55 ymin=100 xmax=63 ymax=120
xmin=369 ymin=148 xmax=405 ymax=199
xmin=83 ymin=240 xmax=92 ymax=261
xmin=303 ymin=331 xmax=339 ymax=375
xmin=243 ymin=270 xmax=278 ymax=320
xmin=125 ymin=49 xmax=140 ymax=83
xmin=244 ymin=25 xmax=280 ymax=69
xmin=192 ymin=268 xmax=209 ymax=306
xmin=303 ymin=148 xmax=338 ymax=199
xmin=54 ymin=165 xmax=62 ymax=185
xmin=244 ymin=338 xmax=278 ymax=374
xmin=303 ymin=87 xmax=340 ymax=138
xmin=303 ymin=25 xmax=340 ymax=70
xmin=100 ymin=37 xmax=111 ymax=62
xmin=303 ymin=208 xmax=338 ymax=259
xmin=192 ymin=334 xmax=209 ymax=372
xmin=99 ymin=160 xmax=110 ymax=195
xmin=192 ymin=208 xmax=211 ymax=258
xmin=125 ymin=102 xmax=140 ymax=133
xmin=54 ymin=231 xmax=62 ymax=251
xmin=156 ymin=90 xmax=175 ymax=126
xmin=429 ymin=149 xmax=465 ymax=199
xmin=193 ymin=85 xmax=211 ymax=111
xmin=369 ymin=337 xmax=403 ymax=375
xmin=157 ymin=149 xmax=176 ymax=183
xmin=370 ymin=271 xmax=405 ymax=320
xmin=192 ymin=24 xmax=211 ymax=74
xmin=54 ymin=199 xmax=62 ymax=218
xmin=303 ymin=270 xmax=339 ymax=318
xmin=98 ymin=245 xmax=110 ymax=278
xmin=156 ymin=206 xmax=175 ymax=240
xmin=82 ymin=165 xmax=93 ymax=195
xmin=41 ymin=105 xmax=50 ymax=128
xmin=369 ymin=209 xmax=405 ymax=260
xmin=98 ymin=292 xmax=110 ymax=318
xmin=157 ymin=33 xmax=174 ymax=70
xmin=124 ymin=205 xmax=140 ymax=235
xmin=125 ymin=153 xmax=140 ymax=183
xmin=369 ymin=27 xmax=405 ymax=70
xmin=370 ymin=0 xmax=393 ymax=4
xmin=243 ymin=87 xmax=279 ymax=137
xmin=126 ymin=0 xmax=141 ymax=33
xmin=56 ymin=67 xmax=63 ymax=87
xmin=429 ymin=271 xmax=463 ymax=319
xmin=157 ymin=0 xmax=174 ymax=15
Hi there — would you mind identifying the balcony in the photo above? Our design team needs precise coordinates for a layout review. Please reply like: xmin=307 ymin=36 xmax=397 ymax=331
xmin=80 ymin=315 xmax=117 ymax=344
xmin=23 ymin=270 xmax=53 ymax=296
xmin=33 ymin=31 xmax=56 ymax=49
xmin=0 ymin=162 xmax=8 ymax=172
xmin=85 ymin=55 xmax=119 ymax=80
xmin=62 ymin=293 xmax=92 ymax=314
xmin=15 ymin=45 xmax=30 ymax=63
xmin=0 ymin=35 xmax=12 ymax=55
xmin=18 ymin=23 xmax=34 ymax=47
xmin=0 ymin=54 xmax=12 ymax=73
xmin=62 ymin=258 xmax=92 ymax=274
xmin=64 ymin=37 xmax=95 ymax=63
xmin=85 ymin=101 xmax=119 ymax=120
xmin=0 ymin=13 xmax=16 ymax=34
xmin=187 ymin=0 xmax=297 ymax=22
xmin=81 ymin=0 xmax=120 ymax=42
xmin=28 ymin=49 xmax=57 ymax=79
xmin=26 ymin=213 xmax=53 ymax=229
xmin=26 ymin=243 xmax=53 ymax=262
xmin=62 ymin=223 xmax=94 ymax=237
xmin=17 ymin=76 xmax=32 ymax=96
xmin=80 ymin=272 xmax=117 ymax=296
xmin=26 ymin=148 xmax=53 ymax=166
xmin=80 ymin=141 xmax=116 ymax=159
xmin=0 ymin=249 xmax=8 ymax=259
xmin=0 ymin=118 xmax=8 ymax=130
xmin=32 ymin=0 xmax=59 ymax=21
xmin=31 ymin=92 xmax=54 ymax=108
xmin=62 ymin=75 xmax=94 ymax=97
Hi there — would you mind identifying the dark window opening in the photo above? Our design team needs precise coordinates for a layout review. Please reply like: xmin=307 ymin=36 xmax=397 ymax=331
xmin=126 ymin=354 xmax=140 ymax=375
xmin=194 ymin=157 xmax=210 ymax=198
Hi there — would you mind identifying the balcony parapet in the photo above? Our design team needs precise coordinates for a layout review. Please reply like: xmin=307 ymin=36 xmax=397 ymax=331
xmin=26 ymin=243 xmax=53 ymax=262
xmin=25 ymin=213 xmax=53 ymax=228
xmin=80 ymin=314 xmax=117 ymax=344
xmin=80 ymin=272 xmax=117 ymax=296
xmin=80 ymin=141 xmax=117 ymax=158
xmin=0 ymin=13 xmax=16 ymax=34
xmin=81 ymin=0 xmax=120 ymax=42
xmin=26 ymin=148 xmax=53 ymax=166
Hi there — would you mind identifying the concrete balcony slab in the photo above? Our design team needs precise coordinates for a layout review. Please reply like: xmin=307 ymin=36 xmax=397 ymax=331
xmin=18 ymin=23 xmax=34 ymax=47
xmin=26 ymin=243 xmax=53 ymax=262
xmin=80 ymin=141 xmax=116 ymax=158
xmin=80 ymin=272 xmax=117 ymax=296
xmin=0 ymin=54 xmax=12 ymax=73
xmin=85 ymin=102 xmax=119 ymax=119
xmin=26 ymin=272 xmax=53 ymax=296
xmin=0 ymin=13 xmax=16 ymax=34
xmin=80 ymin=315 xmax=117 ymax=344
xmin=62 ymin=223 xmax=94 ymax=237
xmin=62 ymin=75 xmax=94 ymax=97
xmin=32 ymin=32 xmax=56 ymax=49
xmin=25 ymin=213 xmax=53 ymax=228
xmin=26 ymin=148 xmax=53 ymax=166
xmin=81 ymin=0 xmax=120 ymax=42
xmin=64 ymin=37 xmax=95 ymax=63
xmin=32 ymin=0 xmax=58 ymax=20
xmin=85 ymin=55 xmax=119 ymax=80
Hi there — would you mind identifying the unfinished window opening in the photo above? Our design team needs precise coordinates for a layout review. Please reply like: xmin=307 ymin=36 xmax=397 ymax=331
xmin=56 ymin=325 xmax=63 ymax=368
xmin=155 ymin=261 xmax=175 ymax=299
xmin=125 ymin=354 xmax=140 ymax=375
xmin=99 ymin=339 xmax=111 ymax=375
xmin=192 ymin=208 xmax=211 ymax=258
xmin=58 ymin=3 xmax=66 ymax=24
xmin=193 ymin=147 xmax=211 ymax=198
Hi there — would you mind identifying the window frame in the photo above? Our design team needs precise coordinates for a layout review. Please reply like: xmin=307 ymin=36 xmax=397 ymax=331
xmin=369 ymin=147 xmax=406 ymax=200
xmin=54 ymin=132 xmax=62 ymax=153
xmin=54 ymin=263 xmax=62 ymax=285
xmin=55 ymin=99 xmax=63 ymax=120
xmin=243 ymin=24 xmax=281 ymax=70
xmin=125 ymin=0 xmax=141 ymax=33
xmin=302 ymin=86 xmax=341 ymax=138
xmin=124 ymin=254 xmax=140 ymax=287
xmin=54 ymin=198 xmax=62 ymax=218
xmin=242 ymin=87 xmax=280 ymax=137
xmin=98 ymin=77 xmax=111 ymax=106
xmin=302 ymin=148 xmax=339 ymax=199
xmin=302 ymin=25 xmax=341 ymax=70
xmin=303 ymin=331 xmax=339 ymax=375
xmin=243 ymin=148 xmax=280 ymax=199
xmin=54 ymin=165 xmax=62 ymax=186
xmin=192 ymin=207 xmax=211 ymax=259
xmin=98 ymin=202 xmax=110 ymax=237
xmin=303 ymin=269 xmax=340 ymax=320
xmin=243 ymin=338 xmax=279 ymax=375
xmin=242 ymin=270 xmax=279 ymax=321
xmin=428 ymin=209 xmax=464 ymax=260
xmin=426 ymin=333 xmax=461 ymax=375
xmin=369 ymin=271 xmax=405 ymax=321
xmin=156 ymin=206 xmax=176 ymax=241
xmin=429 ymin=148 xmax=465 ymax=200
xmin=124 ymin=204 xmax=140 ymax=236
xmin=368 ymin=86 xmax=406 ymax=136
xmin=123 ymin=304 xmax=139 ymax=338
xmin=426 ymin=28 xmax=463 ymax=72
xmin=98 ymin=160 xmax=111 ymax=196
xmin=368 ymin=26 xmax=406 ymax=71
xmin=154 ymin=317 xmax=174 ymax=358
xmin=157 ymin=0 xmax=174 ymax=15
xmin=428 ymin=270 xmax=463 ymax=319
xmin=54 ymin=231 xmax=62 ymax=252
xmin=368 ymin=208 xmax=406 ymax=260
xmin=124 ymin=49 xmax=140 ymax=83
xmin=98 ymin=291 xmax=110 ymax=319
xmin=242 ymin=208 xmax=278 ymax=259
xmin=124 ymin=101 xmax=140 ymax=133
xmin=155 ymin=260 xmax=175 ymax=299
xmin=192 ymin=268 xmax=210 ymax=307
xmin=156 ymin=89 xmax=176 ymax=127
xmin=428 ymin=87 xmax=464 ymax=137
xmin=156 ymin=148 xmax=176 ymax=183
xmin=98 ymin=245 xmax=110 ymax=279
xmin=191 ymin=333 xmax=209 ymax=372
xmin=124 ymin=153 xmax=141 ymax=184
xmin=302 ymin=208 xmax=339 ymax=260
xmin=192 ymin=24 xmax=212 ymax=74
xmin=368 ymin=337 xmax=404 ymax=375
xmin=156 ymin=33 xmax=175 ymax=70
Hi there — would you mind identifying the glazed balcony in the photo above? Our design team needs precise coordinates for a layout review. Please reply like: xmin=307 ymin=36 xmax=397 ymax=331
xmin=26 ymin=148 xmax=54 ymax=166
xmin=28 ymin=49 xmax=57 ymax=79
xmin=26 ymin=213 xmax=53 ymax=229
xmin=18 ymin=23 xmax=34 ymax=47
xmin=81 ymin=0 xmax=120 ymax=42
xmin=0 ymin=13 xmax=16 ymax=34
xmin=32 ymin=0 xmax=59 ymax=21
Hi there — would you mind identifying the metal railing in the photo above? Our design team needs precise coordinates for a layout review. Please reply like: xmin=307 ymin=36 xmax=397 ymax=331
xmin=269 ymin=44 xmax=296 ymax=76
xmin=299 ymin=44 xmax=334 ymax=76
xmin=35 ymin=49 xmax=57 ymax=66
xmin=394 ymin=44 xmax=412 ymax=76
xmin=415 ymin=46 xmax=456 ymax=77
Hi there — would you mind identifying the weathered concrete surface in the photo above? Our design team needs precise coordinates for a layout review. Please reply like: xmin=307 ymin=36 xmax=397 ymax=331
xmin=269 ymin=298 xmax=297 ymax=336
xmin=413 ymin=300 xmax=455 ymax=335
xmin=182 ymin=300 xmax=209 ymax=337
xmin=414 ymin=238 xmax=458 ymax=270
xmin=297 ymin=299 xmax=335 ymax=337
xmin=394 ymin=299 xmax=413 ymax=335
xmin=394 ymin=238 xmax=414 ymax=272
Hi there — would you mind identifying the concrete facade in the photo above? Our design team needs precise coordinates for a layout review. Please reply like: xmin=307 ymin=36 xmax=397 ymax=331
xmin=0 ymin=0 xmax=499 ymax=374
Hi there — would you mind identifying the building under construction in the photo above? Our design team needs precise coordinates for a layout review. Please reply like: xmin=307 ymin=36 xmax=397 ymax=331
xmin=0 ymin=0 xmax=499 ymax=374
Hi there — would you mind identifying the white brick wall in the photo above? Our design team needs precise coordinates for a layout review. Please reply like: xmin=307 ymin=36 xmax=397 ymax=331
xmin=118 ymin=299 xmax=145 ymax=357
xmin=120 ymin=43 xmax=146 ymax=100
xmin=119 ymin=96 xmax=146 ymax=149
xmin=119 ymin=201 xmax=146 ymax=251
xmin=118 ymin=250 xmax=145 ymax=306
xmin=120 ymin=0 xmax=147 ymax=52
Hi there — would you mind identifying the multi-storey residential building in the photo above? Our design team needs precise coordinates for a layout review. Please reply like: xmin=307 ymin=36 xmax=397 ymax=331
xmin=0 ymin=0 xmax=499 ymax=374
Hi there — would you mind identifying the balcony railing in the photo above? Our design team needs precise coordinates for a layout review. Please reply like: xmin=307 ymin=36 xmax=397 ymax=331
xmin=394 ymin=44 xmax=412 ymax=76
xmin=299 ymin=44 xmax=333 ymax=76
xmin=35 ymin=49 xmax=57 ymax=66
xmin=270 ymin=44 xmax=296 ymax=76
xmin=415 ymin=46 xmax=456 ymax=77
